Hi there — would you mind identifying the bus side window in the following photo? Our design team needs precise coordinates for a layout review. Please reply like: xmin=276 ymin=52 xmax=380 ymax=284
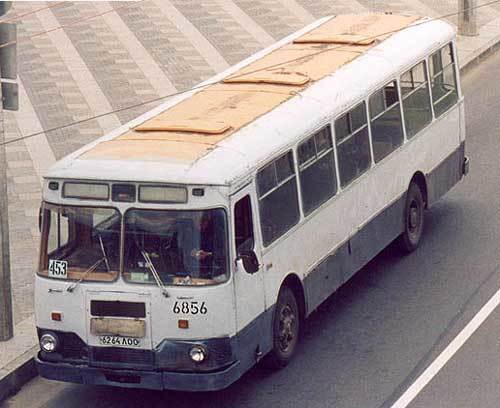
xmin=334 ymin=101 xmax=371 ymax=187
xmin=400 ymin=61 xmax=433 ymax=139
xmin=234 ymin=195 xmax=255 ymax=253
xmin=369 ymin=80 xmax=404 ymax=163
xmin=257 ymin=151 xmax=300 ymax=246
xmin=297 ymin=125 xmax=337 ymax=215
xmin=430 ymin=43 xmax=458 ymax=117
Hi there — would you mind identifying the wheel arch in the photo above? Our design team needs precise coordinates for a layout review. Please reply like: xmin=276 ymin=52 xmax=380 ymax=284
xmin=280 ymin=274 xmax=306 ymax=322
xmin=410 ymin=171 xmax=428 ymax=208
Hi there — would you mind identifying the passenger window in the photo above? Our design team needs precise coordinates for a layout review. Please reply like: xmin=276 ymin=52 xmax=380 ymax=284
xmin=430 ymin=43 xmax=458 ymax=117
xmin=234 ymin=195 xmax=254 ymax=253
xmin=369 ymin=81 xmax=404 ymax=162
xmin=334 ymin=102 xmax=371 ymax=187
xmin=298 ymin=126 xmax=337 ymax=215
xmin=257 ymin=151 xmax=300 ymax=246
xmin=400 ymin=61 xmax=432 ymax=138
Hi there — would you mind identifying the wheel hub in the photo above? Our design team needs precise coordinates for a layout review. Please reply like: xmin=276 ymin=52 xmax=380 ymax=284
xmin=409 ymin=201 xmax=420 ymax=232
xmin=278 ymin=305 xmax=296 ymax=352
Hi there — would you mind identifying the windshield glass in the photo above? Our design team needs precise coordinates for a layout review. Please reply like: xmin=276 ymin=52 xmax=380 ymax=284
xmin=123 ymin=209 xmax=229 ymax=286
xmin=39 ymin=204 xmax=121 ymax=281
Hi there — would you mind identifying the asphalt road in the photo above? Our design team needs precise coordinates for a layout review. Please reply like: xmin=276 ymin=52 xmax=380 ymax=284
xmin=5 ymin=50 xmax=500 ymax=408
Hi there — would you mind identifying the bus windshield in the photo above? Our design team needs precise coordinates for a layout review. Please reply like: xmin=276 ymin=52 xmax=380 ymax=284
xmin=39 ymin=204 xmax=121 ymax=281
xmin=123 ymin=209 xmax=229 ymax=286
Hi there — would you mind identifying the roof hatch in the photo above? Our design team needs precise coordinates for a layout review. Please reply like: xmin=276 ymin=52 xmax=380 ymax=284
xmin=135 ymin=119 xmax=231 ymax=135
xmin=223 ymin=70 xmax=310 ymax=86
xmin=293 ymin=34 xmax=375 ymax=45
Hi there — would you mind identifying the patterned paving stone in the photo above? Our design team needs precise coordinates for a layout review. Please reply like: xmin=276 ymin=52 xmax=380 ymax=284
xmin=50 ymin=1 xmax=159 ymax=125
xmin=4 ymin=112 xmax=40 ymax=325
xmin=14 ymin=2 xmax=103 ymax=160
xmin=293 ymin=0 xmax=366 ymax=18
xmin=114 ymin=1 xmax=215 ymax=89
xmin=169 ymin=0 xmax=263 ymax=65
xmin=233 ymin=0 xmax=306 ymax=40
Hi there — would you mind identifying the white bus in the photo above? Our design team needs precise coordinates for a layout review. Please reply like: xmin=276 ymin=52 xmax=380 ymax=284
xmin=35 ymin=13 xmax=467 ymax=391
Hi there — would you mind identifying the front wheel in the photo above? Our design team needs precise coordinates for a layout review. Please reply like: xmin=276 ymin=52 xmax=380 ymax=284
xmin=398 ymin=182 xmax=425 ymax=254
xmin=265 ymin=287 xmax=300 ymax=369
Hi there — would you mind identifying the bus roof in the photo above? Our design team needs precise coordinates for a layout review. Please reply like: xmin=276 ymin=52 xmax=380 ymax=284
xmin=47 ymin=13 xmax=455 ymax=190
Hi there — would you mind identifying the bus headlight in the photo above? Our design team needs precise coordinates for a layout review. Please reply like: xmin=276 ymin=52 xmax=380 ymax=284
xmin=189 ymin=345 xmax=207 ymax=363
xmin=40 ymin=333 xmax=58 ymax=353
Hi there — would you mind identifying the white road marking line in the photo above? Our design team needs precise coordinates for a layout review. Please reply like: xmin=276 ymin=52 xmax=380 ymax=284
xmin=391 ymin=287 xmax=500 ymax=408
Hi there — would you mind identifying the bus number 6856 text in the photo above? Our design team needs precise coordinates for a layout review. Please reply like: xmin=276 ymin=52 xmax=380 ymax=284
xmin=173 ymin=301 xmax=207 ymax=315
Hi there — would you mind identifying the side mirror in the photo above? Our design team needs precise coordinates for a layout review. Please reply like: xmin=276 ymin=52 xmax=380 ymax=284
xmin=236 ymin=250 xmax=260 ymax=274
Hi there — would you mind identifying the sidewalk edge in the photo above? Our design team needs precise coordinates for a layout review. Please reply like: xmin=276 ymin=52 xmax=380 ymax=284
xmin=0 ymin=346 xmax=38 ymax=403
xmin=460 ymin=33 xmax=500 ymax=73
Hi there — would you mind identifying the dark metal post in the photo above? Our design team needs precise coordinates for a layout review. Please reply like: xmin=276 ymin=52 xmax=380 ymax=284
xmin=459 ymin=0 xmax=478 ymax=36
xmin=0 ymin=81 xmax=13 ymax=341
xmin=0 ymin=1 xmax=16 ymax=342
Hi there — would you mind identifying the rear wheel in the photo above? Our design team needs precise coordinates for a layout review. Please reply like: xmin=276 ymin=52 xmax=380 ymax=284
xmin=265 ymin=286 xmax=300 ymax=369
xmin=398 ymin=182 xmax=425 ymax=253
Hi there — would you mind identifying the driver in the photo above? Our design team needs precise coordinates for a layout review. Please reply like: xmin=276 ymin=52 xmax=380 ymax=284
xmin=190 ymin=211 xmax=225 ymax=278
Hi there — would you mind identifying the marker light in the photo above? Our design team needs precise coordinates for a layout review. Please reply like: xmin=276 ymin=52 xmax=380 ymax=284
xmin=51 ymin=312 xmax=62 ymax=321
xmin=178 ymin=319 xmax=189 ymax=329
xmin=40 ymin=333 xmax=58 ymax=353
xmin=189 ymin=345 xmax=206 ymax=363
xmin=112 ymin=184 xmax=136 ymax=202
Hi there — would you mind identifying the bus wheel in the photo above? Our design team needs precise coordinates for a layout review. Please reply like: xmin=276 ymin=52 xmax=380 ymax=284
xmin=266 ymin=286 xmax=300 ymax=369
xmin=398 ymin=182 xmax=425 ymax=254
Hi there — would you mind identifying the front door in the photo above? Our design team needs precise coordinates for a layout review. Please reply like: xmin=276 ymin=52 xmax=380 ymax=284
xmin=230 ymin=185 xmax=267 ymax=364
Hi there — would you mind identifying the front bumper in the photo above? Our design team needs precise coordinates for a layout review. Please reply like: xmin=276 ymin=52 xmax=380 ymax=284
xmin=36 ymin=356 xmax=241 ymax=391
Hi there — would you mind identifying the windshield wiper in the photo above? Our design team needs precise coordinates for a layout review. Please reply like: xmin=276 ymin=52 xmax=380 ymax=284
xmin=98 ymin=234 xmax=110 ymax=272
xmin=141 ymin=250 xmax=169 ymax=298
xmin=67 ymin=257 xmax=105 ymax=293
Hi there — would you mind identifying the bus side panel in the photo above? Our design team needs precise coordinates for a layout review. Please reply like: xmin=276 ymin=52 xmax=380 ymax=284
xmin=233 ymin=307 xmax=274 ymax=371
xmin=347 ymin=195 xmax=405 ymax=279
xmin=304 ymin=243 xmax=348 ymax=313
xmin=426 ymin=104 xmax=464 ymax=206
xmin=304 ymin=197 xmax=405 ymax=313
xmin=426 ymin=141 xmax=464 ymax=205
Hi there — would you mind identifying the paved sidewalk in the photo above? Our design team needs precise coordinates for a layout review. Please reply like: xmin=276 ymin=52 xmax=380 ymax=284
xmin=1 ymin=0 xmax=500 ymax=402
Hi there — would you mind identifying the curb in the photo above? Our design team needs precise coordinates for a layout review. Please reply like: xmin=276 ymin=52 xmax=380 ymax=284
xmin=1 ymin=28 xmax=500 ymax=407
xmin=0 ymin=346 xmax=38 ymax=403
xmin=460 ymin=36 xmax=500 ymax=74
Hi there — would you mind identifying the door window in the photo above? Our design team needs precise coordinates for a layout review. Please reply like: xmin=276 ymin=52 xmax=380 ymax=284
xmin=234 ymin=195 xmax=254 ymax=253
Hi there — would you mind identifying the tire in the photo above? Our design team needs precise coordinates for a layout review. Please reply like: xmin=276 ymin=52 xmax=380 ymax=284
xmin=265 ymin=286 xmax=300 ymax=369
xmin=398 ymin=182 xmax=425 ymax=254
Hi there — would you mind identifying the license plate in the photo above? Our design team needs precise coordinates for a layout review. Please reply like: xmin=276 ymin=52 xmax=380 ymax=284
xmin=99 ymin=335 xmax=141 ymax=348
